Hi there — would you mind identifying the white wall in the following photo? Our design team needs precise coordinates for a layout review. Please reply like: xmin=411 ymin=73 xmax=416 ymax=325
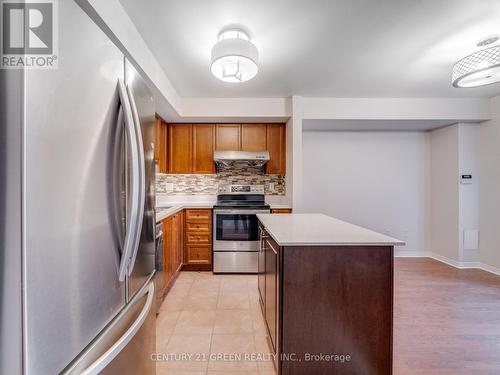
xmin=302 ymin=97 xmax=491 ymax=121
xmin=429 ymin=125 xmax=460 ymax=262
xmin=288 ymin=96 xmax=304 ymax=211
xmin=302 ymin=131 xmax=430 ymax=254
xmin=458 ymin=124 xmax=480 ymax=264
xmin=479 ymin=96 xmax=500 ymax=270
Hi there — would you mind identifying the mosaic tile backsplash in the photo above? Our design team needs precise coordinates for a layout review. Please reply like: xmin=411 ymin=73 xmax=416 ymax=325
xmin=156 ymin=166 xmax=285 ymax=195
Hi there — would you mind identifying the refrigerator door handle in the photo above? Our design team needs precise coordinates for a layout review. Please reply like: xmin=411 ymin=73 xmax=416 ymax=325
xmin=79 ymin=282 xmax=155 ymax=375
xmin=125 ymin=84 xmax=146 ymax=276
xmin=117 ymin=79 xmax=141 ymax=282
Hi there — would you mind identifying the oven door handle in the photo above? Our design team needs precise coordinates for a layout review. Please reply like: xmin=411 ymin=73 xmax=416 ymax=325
xmin=214 ymin=210 xmax=271 ymax=215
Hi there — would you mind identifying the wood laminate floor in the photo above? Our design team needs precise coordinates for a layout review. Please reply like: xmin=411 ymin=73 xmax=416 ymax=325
xmin=394 ymin=258 xmax=500 ymax=375
xmin=156 ymin=258 xmax=500 ymax=374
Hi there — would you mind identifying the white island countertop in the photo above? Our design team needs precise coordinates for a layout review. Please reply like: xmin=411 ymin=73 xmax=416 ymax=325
xmin=256 ymin=213 xmax=405 ymax=247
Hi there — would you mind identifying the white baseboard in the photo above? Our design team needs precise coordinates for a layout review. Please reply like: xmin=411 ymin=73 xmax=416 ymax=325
xmin=479 ymin=262 xmax=500 ymax=276
xmin=394 ymin=250 xmax=427 ymax=257
xmin=395 ymin=251 xmax=500 ymax=276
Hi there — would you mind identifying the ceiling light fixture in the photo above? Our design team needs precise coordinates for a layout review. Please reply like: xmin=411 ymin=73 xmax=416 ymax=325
xmin=452 ymin=35 xmax=500 ymax=88
xmin=210 ymin=28 xmax=258 ymax=83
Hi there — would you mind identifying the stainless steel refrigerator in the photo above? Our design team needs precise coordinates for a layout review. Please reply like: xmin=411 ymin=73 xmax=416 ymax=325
xmin=0 ymin=1 xmax=157 ymax=374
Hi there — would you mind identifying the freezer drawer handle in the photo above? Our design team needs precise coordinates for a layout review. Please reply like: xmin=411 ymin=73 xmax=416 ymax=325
xmin=125 ymin=83 xmax=146 ymax=276
xmin=117 ymin=79 xmax=141 ymax=282
xmin=80 ymin=282 xmax=155 ymax=375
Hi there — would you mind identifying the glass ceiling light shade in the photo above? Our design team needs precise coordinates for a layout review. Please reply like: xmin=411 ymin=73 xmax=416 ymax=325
xmin=452 ymin=38 xmax=500 ymax=88
xmin=211 ymin=29 xmax=258 ymax=83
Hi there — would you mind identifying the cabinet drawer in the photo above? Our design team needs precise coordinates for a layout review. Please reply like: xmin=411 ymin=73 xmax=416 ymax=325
xmin=186 ymin=221 xmax=211 ymax=232
xmin=271 ymin=209 xmax=292 ymax=214
xmin=186 ymin=245 xmax=212 ymax=265
xmin=186 ymin=233 xmax=211 ymax=244
xmin=185 ymin=209 xmax=212 ymax=221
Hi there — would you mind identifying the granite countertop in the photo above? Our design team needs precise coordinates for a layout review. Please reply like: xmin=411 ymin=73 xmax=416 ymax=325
xmin=156 ymin=202 xmax=214 ymax=222
xmin=155 ymin=195 xmax=292 ymax=222
xmin=256 ymin=213 xmax=405 ymax=247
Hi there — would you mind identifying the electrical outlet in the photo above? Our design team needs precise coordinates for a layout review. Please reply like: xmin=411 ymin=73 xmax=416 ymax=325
xmin=269 ymin=183 xmax=275 ymax=191
xmin=165 ymin=183 xmax=174 ymax=193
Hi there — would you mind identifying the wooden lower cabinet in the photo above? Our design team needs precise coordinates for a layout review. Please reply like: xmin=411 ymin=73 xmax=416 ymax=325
xmin=162 ymin=211 xmax=184 ymax=293
xmin=172 ymin=210 xmax=184 ymax=275
xmin=185 ymin=245 xmax=212 ymax=265
xmin=185 ymin=209 xmax=212 ymax=221
xmin=183 ymin=208 xmax=213 ymax=271
xmin=185 ymin=221 xmax=211 ymax=232
xmin=160 ymin=208 xmax=213 ymax=301
xmin=162 ymin=216 xmax=173 ymax=291
xmin=186 ymin=233 xmax=211 ymax=244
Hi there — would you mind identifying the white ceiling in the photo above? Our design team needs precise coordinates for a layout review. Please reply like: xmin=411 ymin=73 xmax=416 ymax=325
xmin=120 ymin=0 xmax=500 ymax=99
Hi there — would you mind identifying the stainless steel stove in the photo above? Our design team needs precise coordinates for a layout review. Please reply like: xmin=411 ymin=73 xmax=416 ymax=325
xmin=213 ymin=185 xmax=270 ymax=273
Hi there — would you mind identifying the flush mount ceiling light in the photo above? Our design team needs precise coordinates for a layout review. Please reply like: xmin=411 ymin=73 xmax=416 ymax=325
xmin=210 ymin=28 xmax=259 ymax=83
xmin=452 ymin=35 xmax=500 ymax=88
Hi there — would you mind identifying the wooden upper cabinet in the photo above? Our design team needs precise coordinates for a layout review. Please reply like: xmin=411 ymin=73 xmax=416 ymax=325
xmin=192 ymin=124 xmax=215 ymax=173
xmin=154 ymin=116 xmax=161 ymax=162
xmin=215 ymin=124 xmax=241 ymax=151
xmin=168 ymin=124 xmax=193 ymax=173
xmin=266 ymin=124 xmax=286 ymax=174
xmin=166 ymin=123 xmax=286 ymax=175
xmin=154 ymin=115 xmax=167 ymax=173
xmin=241 ymin=124 xmax=267 ymax=151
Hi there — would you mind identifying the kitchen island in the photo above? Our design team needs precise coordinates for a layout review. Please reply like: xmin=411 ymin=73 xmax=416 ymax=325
xmin=256 ymin=213 xmax=404 ymax=375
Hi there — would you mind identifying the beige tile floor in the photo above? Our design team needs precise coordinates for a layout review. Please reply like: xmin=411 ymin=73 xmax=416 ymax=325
xmin=155 ymin=271 xmax=277 ymax=375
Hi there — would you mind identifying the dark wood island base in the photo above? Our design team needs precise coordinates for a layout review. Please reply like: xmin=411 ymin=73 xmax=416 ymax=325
xmin=258 ymin=218 xmax=397 ymax=375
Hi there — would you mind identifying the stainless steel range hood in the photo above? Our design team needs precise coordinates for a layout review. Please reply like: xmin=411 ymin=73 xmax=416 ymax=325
xmin=214 ymin=151 xmax=270 ymax=168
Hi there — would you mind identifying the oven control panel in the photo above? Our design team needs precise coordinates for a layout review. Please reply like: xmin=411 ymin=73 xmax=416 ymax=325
xmin=218 ymin=185 xmax=265 ymax=194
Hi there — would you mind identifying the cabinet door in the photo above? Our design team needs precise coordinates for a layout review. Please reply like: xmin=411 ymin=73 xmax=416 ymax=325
xmin=185 ymin=245 xmax=212 ymax=265
xmin=265 ymin=237 xmax=278 ymax=351
xmin=241 ymin=124 xmax=267 ymax=151
xmin=154 ymin=116 xmax=161 ymax=165
xmin=154 ymin=116 xmax=167 ymax=173
xmin=266 ymin=124 xmax=286 ymax=174
xmin=185 ymin=209 xmax=212 ymax=221
xmin=168 ymin=124 xmax=193 ymax=173
xmin=171 ymin=214 xmax=179 ymax=276
xmin=163 ymin=217 xmax=173 ymax=288
xmin=176 ymin=210 xmax=184 ymax=271
xmin=258 ymin=227 xmax=266 ymax=310
xmin=216 ymin=124 xmax=241 ymax=151
xmin=193 ymin=124 xmax=215 ymax=173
